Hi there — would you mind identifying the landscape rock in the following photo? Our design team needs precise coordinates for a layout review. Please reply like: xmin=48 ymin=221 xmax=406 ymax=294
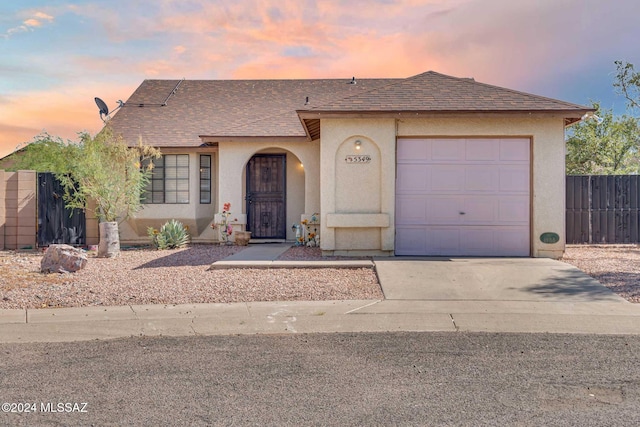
xmin=41 ymin=244 xmax=88 ymax=274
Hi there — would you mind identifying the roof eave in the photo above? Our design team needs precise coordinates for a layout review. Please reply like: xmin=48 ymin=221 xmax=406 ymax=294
xmin=297 ymin=108 xmax=595 ymax=119
xmin=199 ymin=135 xmax=311 ymax=144
xmin=297 ymin=108 xmax=595 ymax=138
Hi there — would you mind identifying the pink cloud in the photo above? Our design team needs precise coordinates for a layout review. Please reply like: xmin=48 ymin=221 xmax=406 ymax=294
xmin=0 ymin=82 xmax=136 ymax=158
xmin=2 ymin=10 xmax=55 ymax=38
xmin=3 ymin=0 xmax=634 ymax=159
xmin=23 ymin=19 xmax=42 ymax=27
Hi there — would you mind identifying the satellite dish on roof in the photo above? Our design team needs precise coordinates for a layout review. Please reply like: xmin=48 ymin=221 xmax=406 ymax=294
xmin=94 ymin=97 xmax=124 ymax=122
xmin=95 ymin=97 xmax=109 ymax=118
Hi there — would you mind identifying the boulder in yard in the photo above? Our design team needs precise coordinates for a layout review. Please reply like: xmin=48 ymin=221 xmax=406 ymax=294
xmin=41 ymin=244 xmax=88 ymax=274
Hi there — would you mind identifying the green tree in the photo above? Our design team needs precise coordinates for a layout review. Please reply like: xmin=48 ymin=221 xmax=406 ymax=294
xmin=13 ymin=127 xmax=161 ymax=257
xmin=614 ymin=60 xmax=640 ymax=111
xmin=566 ymin=103 xmax=640 ymax=175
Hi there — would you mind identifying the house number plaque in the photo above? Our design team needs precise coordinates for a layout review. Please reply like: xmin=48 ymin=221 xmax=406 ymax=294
xmin=540 ymin=232 xmax=560 ymax=244
xmin=345 ymin=155 xmax=371 ymax=164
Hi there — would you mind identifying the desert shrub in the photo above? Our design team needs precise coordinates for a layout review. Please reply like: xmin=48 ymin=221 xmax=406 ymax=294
xmin=148 ymin=220 xmax=190 ymax=249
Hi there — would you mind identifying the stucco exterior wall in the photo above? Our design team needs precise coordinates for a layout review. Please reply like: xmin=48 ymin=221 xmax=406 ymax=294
xmin=319 ymin=114 xmax=567 ymax=258
xmin=117 ymin=114 xmax=566 ymax=257
xmin=119 ymin=150 xmax=218 ymax=244
xmin=398 ymin=114 xmax=567 ymax=258
xmin=218 ymin=140 xmax=320 ymax=241
xmin=119 ymin=140 xmax=319 ymax=244
xmin=320 ymin=118 xmax=396 ymax=255
xmin=0 ymin=170 xmax=36 ymax=250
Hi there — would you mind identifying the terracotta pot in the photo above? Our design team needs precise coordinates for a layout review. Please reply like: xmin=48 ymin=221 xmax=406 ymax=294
xmin=235 ymin=231 xmax=251 ymax=246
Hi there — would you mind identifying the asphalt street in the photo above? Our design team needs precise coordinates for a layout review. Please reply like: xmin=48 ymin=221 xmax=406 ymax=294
xmin=1 ymin=332 xmax=639 ymax=426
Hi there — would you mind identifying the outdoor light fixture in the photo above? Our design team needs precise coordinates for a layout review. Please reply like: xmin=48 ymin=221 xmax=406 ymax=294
xmin=581 ymin=111 xmax=604 ymax=124
xmin=355 ymin=140 xmax=362 ymax=150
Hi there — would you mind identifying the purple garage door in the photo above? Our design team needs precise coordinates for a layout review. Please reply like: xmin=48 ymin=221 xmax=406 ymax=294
xmin=395 ymin=138 xmax=530 ymax=256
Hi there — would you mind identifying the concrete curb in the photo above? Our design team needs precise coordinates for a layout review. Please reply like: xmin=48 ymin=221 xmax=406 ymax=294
xmin=2 ymin=299 xmax=640 ymax=343
xmin=209 ymin=260 xmax=375 ymax=270
xmin=3 ymin=246 xmax=640 ymax=343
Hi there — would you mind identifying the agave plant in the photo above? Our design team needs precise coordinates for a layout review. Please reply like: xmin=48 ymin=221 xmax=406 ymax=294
xmin=148 ymin=219 xmax=190 ymax=249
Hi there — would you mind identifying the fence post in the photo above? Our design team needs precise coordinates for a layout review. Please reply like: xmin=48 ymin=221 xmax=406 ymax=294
xmin=587 ymin=175 xmax=593 ymax=244
xmin=0 ymin=170 xmax=5 ymax=250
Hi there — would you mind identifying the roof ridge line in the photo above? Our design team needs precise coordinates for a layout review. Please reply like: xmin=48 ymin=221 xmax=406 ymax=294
xmin=436 ymin=72 xmax=590 ymax=109
xmin=305 ymin=75 xmax=410 ymax=111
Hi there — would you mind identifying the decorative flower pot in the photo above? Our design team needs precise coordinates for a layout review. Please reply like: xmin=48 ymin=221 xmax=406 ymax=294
xmin=235 ymin=231 xmax=251 ymax=246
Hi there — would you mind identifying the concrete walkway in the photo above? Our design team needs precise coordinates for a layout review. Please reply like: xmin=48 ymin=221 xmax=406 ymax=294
xmin=219 ymin=242 xmax=291 ymax=261
xmin=210 ymin=243 xmax=372 ymax=269
xmin=1 ymin=245 xmax=640 ymax=343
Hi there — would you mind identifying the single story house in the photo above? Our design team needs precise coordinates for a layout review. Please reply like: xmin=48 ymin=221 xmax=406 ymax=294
xmin=107 ymin=71 xmax=592 ymax=258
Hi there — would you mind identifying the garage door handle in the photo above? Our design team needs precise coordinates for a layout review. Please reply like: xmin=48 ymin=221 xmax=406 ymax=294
xmin=459 ymin=212 xmax=466 ymax=215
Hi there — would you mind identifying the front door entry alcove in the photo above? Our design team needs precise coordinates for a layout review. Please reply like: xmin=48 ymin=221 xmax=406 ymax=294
xmin=246 ymin=154 xmax=286 ymax=239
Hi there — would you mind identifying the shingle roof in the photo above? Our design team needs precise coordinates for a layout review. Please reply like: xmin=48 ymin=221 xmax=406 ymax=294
xmin=109 ymin=78 xmax=393 ymax=147
xmin=302 ymin=71 xmax=590 ymax=112
xmin=108 ymin=71 xmax=591 ymax=147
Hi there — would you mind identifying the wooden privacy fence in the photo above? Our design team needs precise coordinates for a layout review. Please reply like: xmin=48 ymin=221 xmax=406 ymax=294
xmin=1 ymin=170 xmax=97 ymax=249
xmin=566 ymin=175 xmax=640 ymax=244
xmin=37 ymin=172 xmax=86 ymax=246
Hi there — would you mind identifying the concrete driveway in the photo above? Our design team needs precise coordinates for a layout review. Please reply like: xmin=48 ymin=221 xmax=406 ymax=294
xmin=373 ymin=257 xmax=627 ymax=303
xmin=364 ymin=257 xmax=640 ymax=334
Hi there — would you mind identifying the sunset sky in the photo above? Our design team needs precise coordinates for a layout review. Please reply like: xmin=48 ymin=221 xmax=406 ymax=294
xmin=1 ymin=0 xmax=639 ymax=158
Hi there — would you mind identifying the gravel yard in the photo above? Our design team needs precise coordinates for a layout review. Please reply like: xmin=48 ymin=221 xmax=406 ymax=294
xmin=0 ymin=245 xmax=382 ymax=310
xmin=562 ymin=245 xmax=640 ymax=303
xmin=1 ymin=244 xmax=638 ymax=310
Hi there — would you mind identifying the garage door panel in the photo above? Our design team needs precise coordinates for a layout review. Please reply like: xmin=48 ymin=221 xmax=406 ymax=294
xmin=465 ymin=139 xmax=499 ymax=161
xmin=396 ymin=138 xmax=530 ymax=256
xmin=462 ymin=228 xmax=496 ymax=252
xmin=396 ymin=196 xmax=428 ymax=224
xmin=432 ymin=139 xmax=465 ymax=161
xmin=499 ymin=167 xmax=529 ymax=192
xmin=398 ymin=138 xmax=430 ymax=161
xmin=500 ymin=139 xmax=530 ymax=161
xmin=410 ymin=226 xmax=530 ymax=256
xmin=430 ymin=165 xmax=464 ymax=192
xmin=395 ymin=227 xmax=428 ymax=255
xmin=463 ymin=197 xmax=497 ymax=223
xmin=397 ymin=164 xmax=430 ymax=192
xmin=427 ymin=197 xmax=463 ymax=224
xmin=429 ymin=228 xmax=461 ymax=253
xmin=498 ymin=198 xmax=529 ymax=223
xmin=465 ymin=166 xmax=498 ymax=192
xmin=495 ymin=228 xmax=530 ymax=256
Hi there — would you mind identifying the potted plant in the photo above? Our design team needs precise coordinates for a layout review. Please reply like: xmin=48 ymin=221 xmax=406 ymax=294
xmin=211 ymin=202 xmax=235 ymax=245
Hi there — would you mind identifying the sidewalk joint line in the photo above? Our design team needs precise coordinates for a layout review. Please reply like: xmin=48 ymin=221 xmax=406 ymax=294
xmin=129 ymin=305 xmax=138 ymax=319
xmin=449 ymin=314 xmax=459 ymax=331
xmin=345 ymin=300 xmax=382 ymax=314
